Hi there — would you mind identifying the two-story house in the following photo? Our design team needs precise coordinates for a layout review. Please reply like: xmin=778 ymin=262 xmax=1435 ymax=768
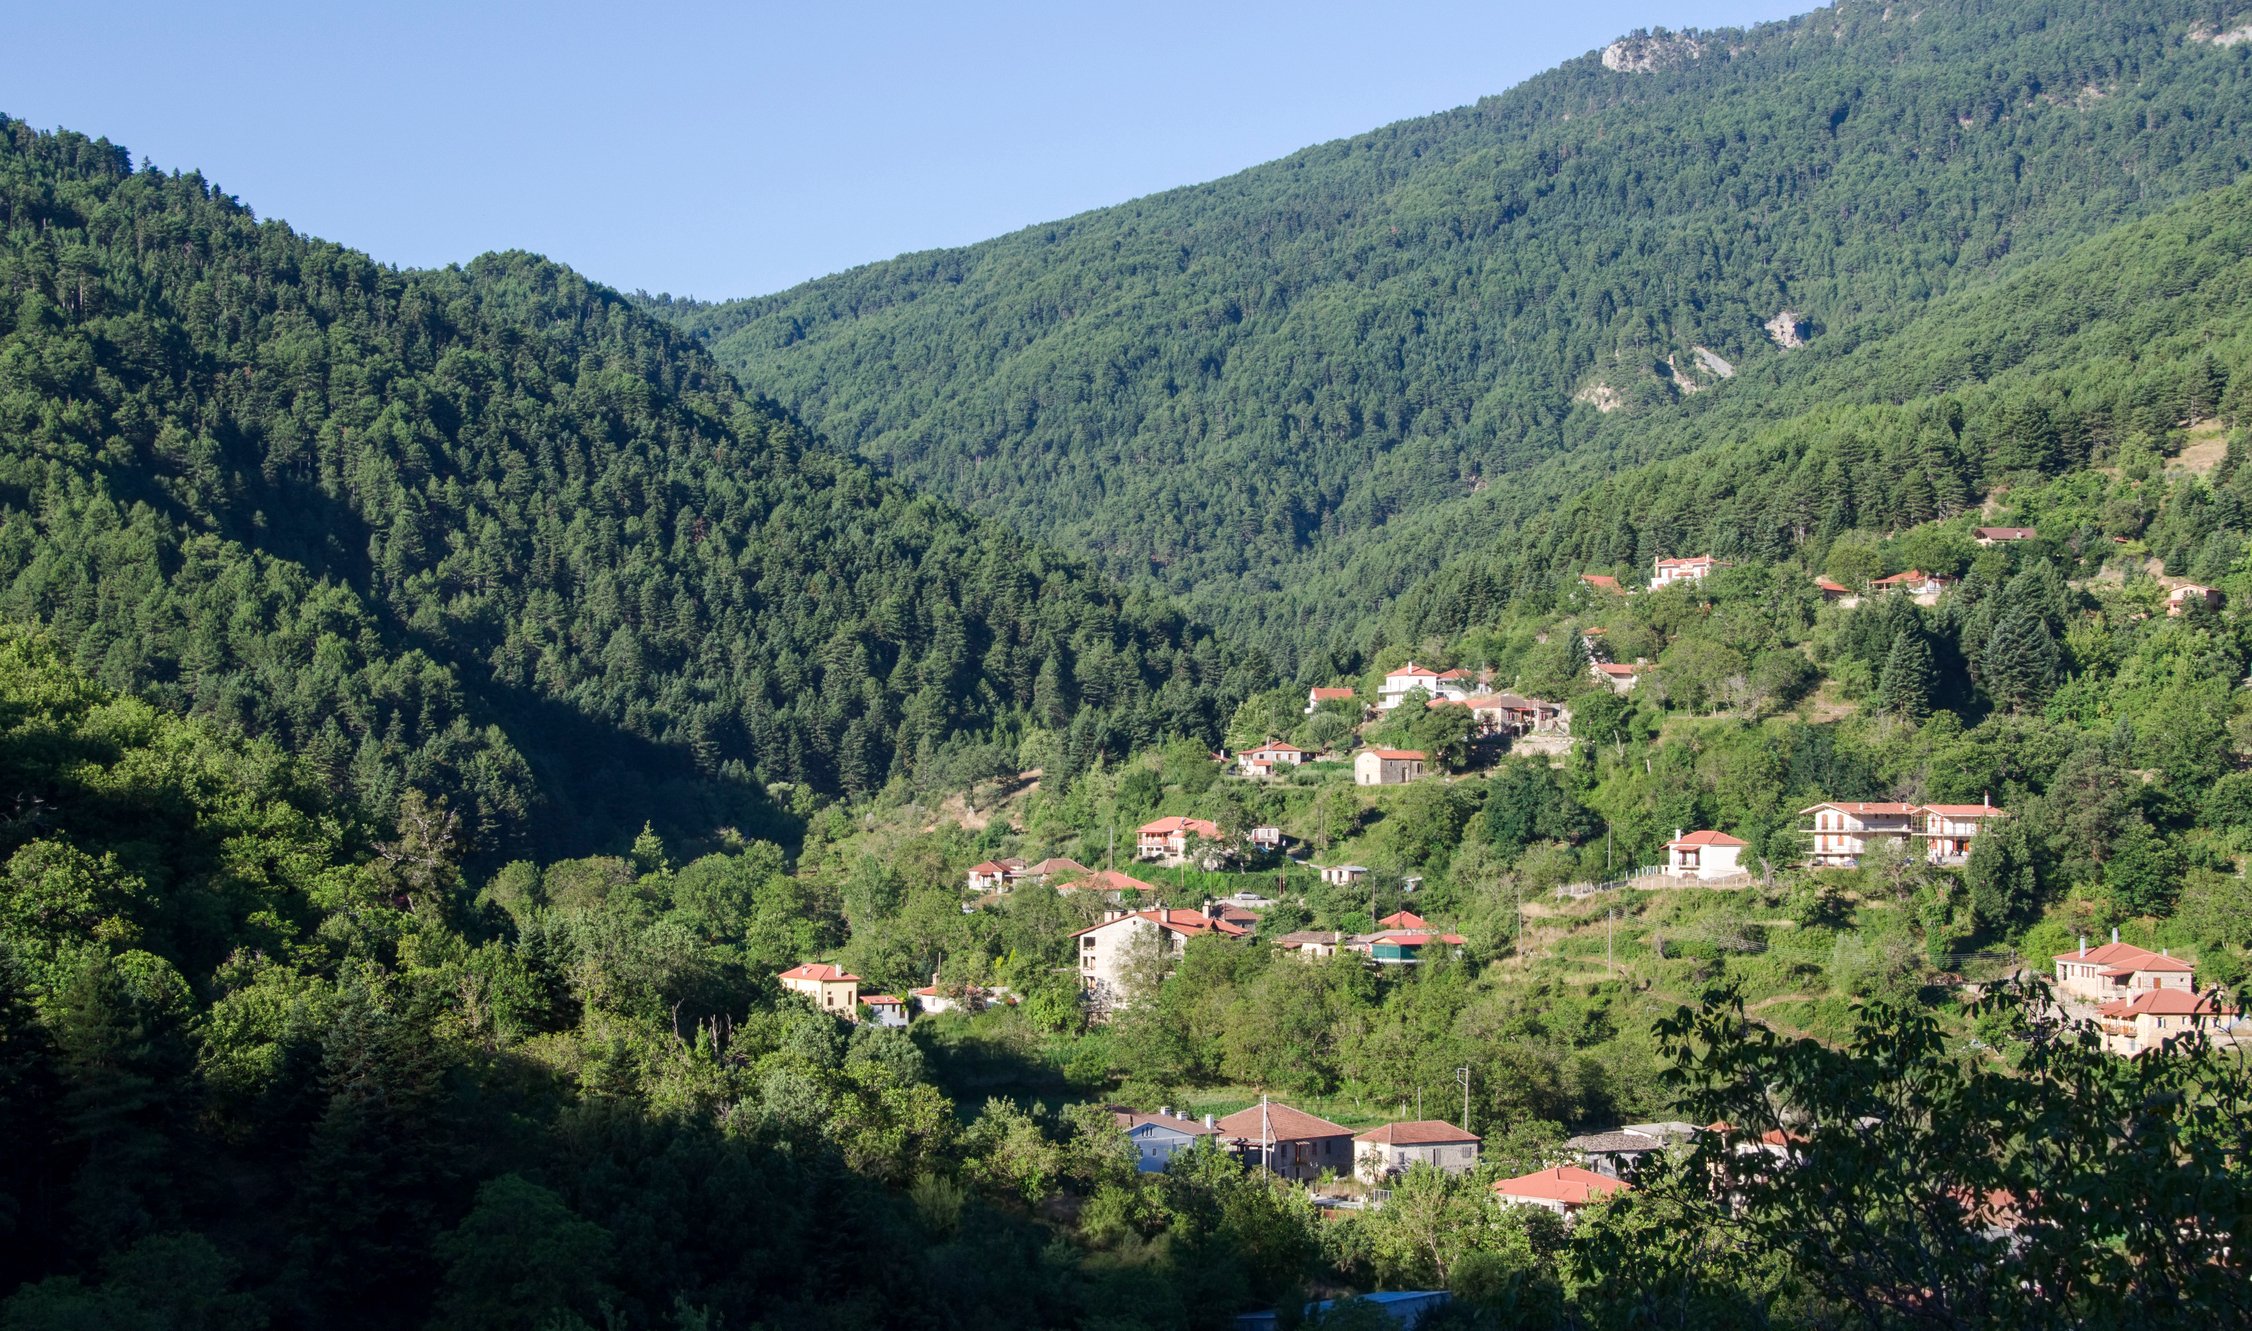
xmin=1072 ymin=906 xmax=1247 ymax=1010
xmin=1136 ymin=816 xmax=1223 ymax=862
xmin=2094 ymin=989 xmax=2238 ymax=1056
xmin=2051 ymin=935 xmax=2197 ymax=1003
xmin=1238 ymin=741 xmax=1309 ymax=776
xmin=1920 ymin=802 xmax=2005 ymax=864
xmin=778 ymin=962 xmax=861 ymax=1017
xmin=1114 ymin=1109 xmax=1219 ymax=1172
xmin=1378 ymin=662 xmax=1473 ymax=710
xmin=1799 ymin=802 xmax=1921 ymax=868
xmin=1649 ymin=556 xmax=1717 ymax=590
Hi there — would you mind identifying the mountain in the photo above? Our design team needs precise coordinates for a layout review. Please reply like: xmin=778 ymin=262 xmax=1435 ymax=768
xmin=659 ymin=0 xmax=2252 ymax=666
xmin=0 ymin=120 xmax=1244 ymax=862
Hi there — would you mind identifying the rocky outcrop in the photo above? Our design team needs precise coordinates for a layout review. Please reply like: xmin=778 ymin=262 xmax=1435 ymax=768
xmin=1573 ymin=382 xmax=1624 ymax=413
xmin=2190 ymin=19 xmax=2252 ymax=45
xmin=1692 ymin=346 xmax=1736 ymax=379
xmin=1602 ymin=31 xmax=1705 ymax=72
xmin=1764 ymin=310 xmax=1808 ymax=349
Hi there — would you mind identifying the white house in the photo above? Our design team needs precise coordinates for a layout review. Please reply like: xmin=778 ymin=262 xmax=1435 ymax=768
xmin=1868 ymin=569 xmax=1955 ymax=603
xmin=861 ymin=994 xmax=909 ymax=1028
xmin=1137 ymin=816 xmax=1223 ymax=861
xmin=1973 ymin=526 xmax=2038 ymax=546
xmin=1920 ymin=802 xmax=2005 ymax=865
xmin=1115 ymin=1109 xmax=1219 ymax=1172
xmin=1072 ymin=907 xmax=1248 ymax=1010
xmin=1238 ymin=741 xmax=1309 ymax=776
xmin=1662 ymin=829 xmax=1747 ymax=880
xmin=1318 ymin=864 xmax=1369 ymax=886
xmin=1649 ymin=556 xmax=1717 ymax=590
xmin=1353 ymin=1122 xmax=1481 ymax=1183
xmin=965 ymin=857 xmax=1025 ymax=892
xmin=1355 ymin=749 xmax=1426 ymax=786
xmin=1378 ymin=662 xmax=1473 ymax=710
xmin=1247 ymin=825 xmax=1284 ymax=852
xmin=2168 ymin=584 xmax=2223 ymax=616
xmin=1589 ymin=662 xmax=1642 ymax=694
xmin=1799 ymin=802 xmax=1920 ymax=869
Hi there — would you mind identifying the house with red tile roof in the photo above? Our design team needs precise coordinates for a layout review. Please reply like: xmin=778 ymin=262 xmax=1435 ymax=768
xmin=1650 ymin=555 xmax=1717 ymax=590
xmin=1238 ymin=741 xmax=1309 ymax=776
xmin=1973 ymin=526 xmax=2038 ymax=545
xmin=1814 ymin=576 xmax=1856 ymax=605
xmin=1377 ymin=910 xmax=1428 ymax=931
xmin=1589 ymin=661 xmax=1643 ymax=693
xmin=1578 ymin=573 xmax=1624 ymax=593
xmin=1216 ymin=1101 xmax=1355 ymax=1183
xmin=2094 ymin=988 xmax=2238 ymax=1056
xmin=778 ymin=963 xmax=861 ymax=1016
xmin=1378 ymin=662 xmax=1472 ymax=710
xmin=1354 ymin=749 xmax=1426 ymax=786
xmin=1345 ymin=930 xmax=1469 ymax=965
xmin=1869 ymin=569 xmax=1955 ymax=602
xmin=1055 ymin=868 xmax=1163 ymax=899
xmin=2051 ymin=935 xmax=2197 ymax=1003
xmin=1663 ymin=829 xmax=1747 ymax=881
xmin=1354 ymin=1121 xmax=1481 ymax=1182
xmin=965 ymin=857 xmax=1026 ymax=892
xmin=1920 ymin=801 xmax=2005 ymax=864
xmin=1137 ymin=815 xmax=1224 ymax=862
xmin=1306 ymin=685 xmax=1358 ymax=715
xmin=1493 ymin=1165 xmax=1629 ymax=1217
xmin=1020 ymin=856 xmax=1090 ymax=884
xmin=1071 ymin=906 xmax=1248 ymax=1010
xmin=861 ymin=994 xmax=908 ymax=1028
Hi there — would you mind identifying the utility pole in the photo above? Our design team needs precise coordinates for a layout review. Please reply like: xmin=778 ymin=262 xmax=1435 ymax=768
xmin=1607 ymin=911 xmax=1615 ymax=973
xmin=1260 ymin=1094 xmax=1273 ymax=1176
xmin=1455 ymin=1066 xmax=1471 ymax=1133
xmin=1107 ymin=824 xmax=1115 ymax=871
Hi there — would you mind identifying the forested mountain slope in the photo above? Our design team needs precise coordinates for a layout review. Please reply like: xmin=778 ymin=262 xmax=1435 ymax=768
xmin=1375 ymin=173 xmax=2252 ymax=651
xmin=0 ymin=121 xmax=1243 ymax=862
xmin=661 ymin=0 xmax=2252 ymax=663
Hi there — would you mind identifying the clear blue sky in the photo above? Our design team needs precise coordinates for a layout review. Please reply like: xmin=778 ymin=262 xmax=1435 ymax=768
xmin=11 ymin=0 xmax=1811 ymax=300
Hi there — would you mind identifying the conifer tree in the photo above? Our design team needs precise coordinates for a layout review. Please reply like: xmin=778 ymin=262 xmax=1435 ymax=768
xmin=1874 ymin=630 xmax=1934 ymax=720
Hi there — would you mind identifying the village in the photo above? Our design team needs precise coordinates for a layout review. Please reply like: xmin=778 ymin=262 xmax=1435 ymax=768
xmin=771 ymin=554 xmax=2241 ymax=1239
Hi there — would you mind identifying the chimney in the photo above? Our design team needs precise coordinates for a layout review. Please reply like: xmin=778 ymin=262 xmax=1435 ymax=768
xmin=2112 ymin=926 xmax=2120 ymax=945
xmin=2079 ymin=935 xmax=2086 ymax=958
xmin=1205 ymin=1113 xmax=1216 ymax=1129
xmin=1160 ymin=1106 xmax=1170 ymax=1118
xmin=1675 ymin=828 xmax=1685 ymax=844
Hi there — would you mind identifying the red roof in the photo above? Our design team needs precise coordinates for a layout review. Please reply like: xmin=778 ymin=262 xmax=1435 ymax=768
xmin=1579 ymin=574 xmax=1622 ymax=589
xmin=1975 ymin=526 xmax=2037 ymax=540
xmin=1215 ymin=1102 xmax=1352 ymax=1141
xmin=1057 ymin=869 xmax=1162 ymax=894
xmin=1435 ymin=668 xmax=1472 ymax=681
xmin=1655 ymin=556 xmax=1716 ymax=569
xmin=1309 ymin=686 xmax=1356 ymax=700
xmin=779 ymin=963 xmax=859 ymax=984
xmin=2097 ymin=989 xmax=2235 ymax=1018
xmin=2062 ymin=941 xmax=2179 ymax=972
xmin=1870 ymin=569 xmax=1943 ymax=587
xmin=2099 ymin=957 xmax=2194 ymax=978
xmin=1069 ymin=909 xmax=1250 ymax=941
xmin=1666 ymin=830 xmax=1746 ymax=848
xmin=1814 ymin=577 xmax=1850 ymax=593
xmin=1139 ymin=815 xmax=1223 ymax=839
xmin=1378 ymin=911 xmax=1429 ymax=930
xmin=1250 ymin=742 xmax=1308 ymax=755
xmin=1592 ymin=663 xmax=1640 ymax=677
xmin=968 ymin=860 xmax=1013 ymax=875
xmin=1365 ymin=749 xmax=1427 ymax=761
xmin=1801 ymin=801 xmax=1919 ymax=816
xmin=1922 ymin=803 xmax=2005 ymax=818
xmin=1373 ymin=932 xmax=1467 ymax=947
xmin=1387 ymin=662 xmax=1441 ymax=679
xmin=1356 ymin=1120 xmax=1480 ymax=1146
xmin=862 ymin=994 xmax=903 ymax=1006
xmin=1494 ymin=1165 xmax=1630 ymax=1205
